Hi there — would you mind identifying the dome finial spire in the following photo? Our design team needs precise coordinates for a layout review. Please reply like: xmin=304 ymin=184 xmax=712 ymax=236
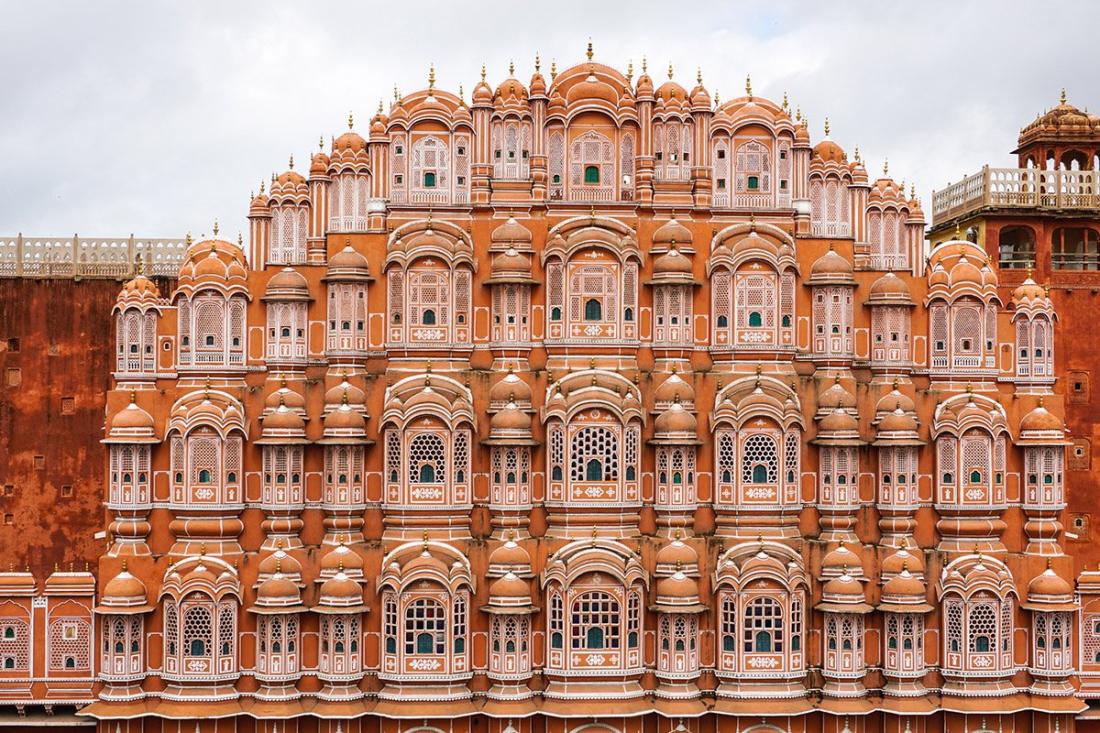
xmin=318 ymin=135 xmax=324 ymax=151
xmin=377 ymin=98 xmax=383 ymax=114
xmin=824 ymin=116 xmax=830 ymax=137
xmin=508 ymin=59 xmax=514 ymax=76
xmin=1061 ymin=87 xmax=1067 ymax=104
xmin=428 ymin=63 xmax=435 ymax=91
xmin=745 ymin=74 xmax=752 ymax=99
xmin=883 ymin=157 xmax=889 ymax=176
xmin=480 ymin=63 xmax=486 ymax=82
xmin=586 ymin=38 xmax=593 ymax=61
xmin=347 ymin=111 xmax=354 ymax=130
xmin=288 ymin=154 xmax=294 ymax=170
xmin=854 ymin=145 xmax=861 ymax=163
xmin=782 ymin=90 xmax=789 ymax=109
xmin=626 ymin=59 xmax=633 ymax=81
xmin=696 ymin=66 xmax=702 ymax=85
xmin=550 ymin=59 xmax=557 ymax=80
xmin=667 ymin=61 xmax=673 ymax=80
xmin=641 ymin=56 xmax=648 ymax=75
xmin=212 ymin=219 xmax=219 ymax=237
xmin=534 ymin=52 xmax=540 ymax=73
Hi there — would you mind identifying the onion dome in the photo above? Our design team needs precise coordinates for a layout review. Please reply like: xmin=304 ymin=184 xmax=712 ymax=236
xmin=819 ymin=570 xmax=869 ymax=611
xmin=794 ymin=119 xmax=810 ymax=145
xmin=333 ymin=115 xmax=367 ymax=154
xmin=868 ymin=176 xmax=906 ymax=205
xmin=488 ymin=535 xmax=533 ymax=577
xmin=321 ymin=396 xmax=367 ymax=445
xmin=652 ymin=398 xmax=699 ymax=443
xmin=1019 ymin=399 xmax=1068 ymax=445
xmin=96 ymin=566 xmax=152 ymax=613
xmin=881 ymin=541 xmax=924 ymax=578
xmin=489 ymin=398 xmax=534 ymax=443
xmin=487 ymin=248 xmax=535 ymax=284
xmin=262 ymin=267 xmax=311 ymax=302
xmin=655 ymin=535 xmax=699 ymax=576
xmin=813 ymin=138 xmax=846 ymax=164
xmin=634 ymin=66 xmax=654 ymax=98
xmin=655 ymin=568 xmax=701 ymax=609
xmin=654 ymin=76 xmax=689 ymax=112
xmin=494 ymin=68 xmax=529 ymax=106
xmin=315 ymin=570 xmax=365 ymax=611
xmin=0 ymin=569 xmax=35 ymax=596
xmin=272 ymin=165 xmax=306 ymax=193
xmin=176 ymin=236 xmax=249 ymax=294
xmin=689 ymin=75 xmax=711 ymax=108
xmin=324 ymin=376 xmax=366 ymax=409
xmin=490 ymin=217 xmax=534 ymax=249
xmin=654 ymin=370 xmax=695 ymax=407
xmin=817 ymin=377 xmax=857 ymax=415
xmin=808 ymin=247 xmax=855 ymax=285
xmin=652 ymin=215 xmax=693 ymax=248
xmin=485 ymin=571 xmax=534 ymax=614
xmin=821 ymin=542 xmax=862 ymax=578
xmin=529 ymin=64 xmax=547 ymax=97
xmin=489 ymin=370 xmax=532 ymax=406
xmin=868 ymin=272 xmax=913 ymax=305
xmin=104 ymin=394 xmax=158 ymax=443
xmin=264 ymin=379 xmax=306 ymax=415
xmin=256 ymin=400 xmax=308 ymax=444
xmin=472 ymin=68 xmax=494 ymax=106
xmin=323 ymin=245 xmax=372 ymax=282
xmin=114 ymin=273 xmax=162 ymax=312
xmin=1010 ymin=276 xmax=1052 ymax=311
xmin=1025 ymin=562 xmax=1076 ymax=611
xmin=879 ymin=564 xmax=932 ymax=613
xmin=258 ymin=547 xmax=303 ymax=583
xmin=319 ymin=542 xmax=364 ymax=580
xmin=566 ymin=71 xmax=619 ymax=106
xmin=254 ymin=571 xmax=304 ymax=612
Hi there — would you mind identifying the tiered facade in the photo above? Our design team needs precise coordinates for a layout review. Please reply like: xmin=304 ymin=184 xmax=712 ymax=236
xmin=0 ymin=52 xmax=1093 ymax=733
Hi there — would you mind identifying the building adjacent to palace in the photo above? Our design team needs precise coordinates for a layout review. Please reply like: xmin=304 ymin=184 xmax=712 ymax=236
xmin=1 ymin=50 xmax=1099 ymax=733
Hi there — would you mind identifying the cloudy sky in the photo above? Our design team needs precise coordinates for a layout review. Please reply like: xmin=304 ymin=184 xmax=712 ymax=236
xmin=2 ymin=0 xmax=1097 ymax=239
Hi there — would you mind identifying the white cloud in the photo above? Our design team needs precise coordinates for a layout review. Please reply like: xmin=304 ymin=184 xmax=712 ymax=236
xmin=1 ymin=0 xmax=1097 ymax=236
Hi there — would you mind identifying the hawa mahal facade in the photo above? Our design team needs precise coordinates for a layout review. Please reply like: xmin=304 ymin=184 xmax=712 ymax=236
xmin=2 ymin=48 xmax=1100 ymax=733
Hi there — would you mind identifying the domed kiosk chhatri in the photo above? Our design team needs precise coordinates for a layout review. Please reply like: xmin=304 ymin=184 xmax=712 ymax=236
xmin=8 ymin=46 xmax=1076 ymax=733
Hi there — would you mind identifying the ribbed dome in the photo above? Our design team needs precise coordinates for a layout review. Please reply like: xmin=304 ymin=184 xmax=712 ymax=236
xmin=490 ymin=217 xmax=533 ymax=246
xmin=881 ymin=566 xmax=925 ymax=599
xmin=652 ymin=247 xmax=693 ymax=276
xmin=654 ymin=371 xmax=694 ymax=405
xmin=489 ymin=571 xmax=529 ymax=601
xmin=317 ymin=571 xmax=362 ymax=606
xmin=654 ymin=400 xmax=697 ymax=436
xmin=488 ymin=536 xmax=532 ymax=572
xmin=868 ymin=272 xmax=912 ymax=303
xmin=101 ymin=569 xmax=148 ymax=608
xmin=489 ymin=371 xmax=531 ymax=404
xmin=652 ymin=216 xmax=692 ymax=246
xmin=256 ymin=573 xmax=302 ymax=607
xmin=813 ymin=139 xmax=846 ymax=163
xmin=655 ymin=537 xmax=698 ymax=570
xmin=656 ymin=570 xmax=699 ymax=603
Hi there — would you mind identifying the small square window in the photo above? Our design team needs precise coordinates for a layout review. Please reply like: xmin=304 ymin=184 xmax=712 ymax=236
xmin=2 ymin=485 xmax=13 ymax=497
xmin=457 ymin=176 xmax=465 ymax=185
xmin=780 ymin=180 xmax=788 ymax=190
xmin=717 ymin=178 xmax=726 ymax=190
xmin=5 ymin=338 xmax=18 ymax=353
xmin=395 ymin=145 xmax=403 ymax=155
xmin=717 ymin=149 xmax=726 ymax=159
xmin=457 ymin=146 xmax=466 ymax=156
xmin=494 ymin=150 xmax=502 ymax=159
xmin=61 ymin=397 xmax=75 ymax=415
xmin=655 ymin=152 xmax=663 ymax=161
xmin=2 ymin=515 xmax=12 ymax=526
xmin=33 ymin=456 xmax=45 ymax=470
xmin=61 ymin=485 xmax=73 ymax=498
xmin=48 ymin=343 xmax=59 ymax=356
xmin=779 ymin=150 xmax=787 ymax=159
xmin=747 ymin=175 xmax=760 ymax=190
xmin=682 ymin=152 xmax=690 ymax=162
xmin=5 ymin=368 xmax=20 ymax=387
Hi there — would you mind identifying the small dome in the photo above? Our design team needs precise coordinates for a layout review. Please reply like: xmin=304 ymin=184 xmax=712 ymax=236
xmin=868 ymin=272 xmax=912 ymax=303
xmin=809 ymin=248 xmax=855 ymax=284
xmin=875 ymin=385 xmax=915 ymax=416
xmin=878 ymin=405 xmax=918 ymax=434
xmin=320 ymin=543 xmax=364 ymax=578
xmin=881 ymin=566 xmax=926 ymax=599
xmin=489 ymin=371 xmax=531 ymax=404
xmin=654 ymin=371 xmax=694 ymax=405
xmin=656 ymin=570 xmax=699 ymax=603
xmin=263 ymin=267 xmax=311 ymax=301
xmin=310 ymin=151 xmax=330 ymax=176
xmin=1011 ymin=277 xmax=1047 ymax=307
xmin=258 ymin=548 xmax=303 ymax=580
xmin=110 ymin=399 xmax=156 ymax=432
xmin=489 ymin=571 xmax=529 ymax=601
xmin=655 ymin=537 xmax=698 ymax=570
xmin=262 ymin=402 xmax=305 ymax=433
xmin=472 ymin=78 xmax=494 ymax=105
xmin=325 ymin=378 xmax=366 ymax=408
xmin=333 ymin=129 xmax=367 ymax=154
xmin=819 ymin=378 xmax=857 ymax=412
xmin=652 ymin=216 xmax=692 ymax=246
xmin=490 ymin=400 xmax=532 ymax=433
xmin=256 ymin=573 xmax=302 ymax=607
xmin=819 ymin=407 xmax=859 ymax=434
xmin=115 ymin=274 xmax=162 ymax=310
xmin=822 ymin=571 xmax=864 ymax=601
xmin=654 ymin=400 xmax=697 ymax=436
xmin=1029 ymin=565 xmax=1073 ymax=601
xmin=101 ymin=569 xmax=147 ymax=608
xmin=491 ymin=217 xmax=533 ymax=247
xmin=652 ymin=247 xmax=693 ymax=276
xmin=488 ymin=536 xmax=532 ymax=573
xmin=1021 ymin=402 xmax=1063 ymax=433
xmin=326 ymin=245 xmax=372 ymax=280
xmin=317 ymin=571 xmax=362 ymax=606
xmin=265 ymin=381 xmax=306 ymax=412
xmin=813 ymin=139 xmax=846 ymax=163
xmin=490 ymin=248 xmax=532 ymax=277
xmin=821 ymin=543 xmax=861 ymax=575
xmin=881 ymin=542 xmax=924 ymax=576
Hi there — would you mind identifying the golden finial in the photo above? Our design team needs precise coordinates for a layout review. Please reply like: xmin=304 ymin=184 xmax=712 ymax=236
xmin=428 ymin=63 xmax=435 ymax=90
xmin=782 ymin=91 xmax=789 ymax=109
xmin=508 ymin=59 xmax=515 ymax=76
xmin=534 ymin=53 xmax=541 ymax=73
xmin=795 ymin=105 xmax=801 ymax=122
xmin=377 ymin=99 xmax=383 ymax=115
xmin=422 ymin=529 xmax=430 ymax=550
xmin=667 ymin=61 xmax=673 ymax=80
xmin=745 ymin=74 xmax=752 ymax=98
xmin=713 ymin=89 xmax=719 ymax=106
xmin=134 ymin=252 xmax=143 ymax=276
xmin=854 ymin=145 xmax=860 ymax=163
xmin=641 ymin=56 xmax=648 ymax=75
xmin=824 ymin=117 xmax=830 ymax=137
xmin=1060 ymin=87 xmax=1067 ymax=104
xmin=480 ymin=64 xmax=486 ymax=82
xmin=749 ymin=213 xmax=756 ymax=232
xmin=590 ymin=525 xmax=599 ymax=545
xmin=259 ymin=180 xmax=265 ymax=195
xmin=626 ymin=59 xmax=633 ymax=81
xmin=586 ymin=38 xmax=593 ymax=62
xmin=185 ymin=231 xmax=193 ymax=246
xmin=883 ymin=158 xmax=889 ymax=176
xmin=550 ymin=60 xmax=557 ymax=80
xmin=120 ymin=558 xmax=127 ymax=572
xmin=393 ymin=84 xmax=399 ymax=102
xmin=910 ymin=183 xmax=916 ymax=198
xmin=199 ymin=542 xmax=207 ymax=556
xmin=212 ymin=219 xmax=219 ymax=236
xmin=696 ymin=67 xmax=702 ymax=85
xmin=237 ymin=231 xmax=242 ymax=247
xmin=347 ymin=111 xmax=354 ymax=129
xmin=954 ymin=221 xmax=961 ymax=239
xmin=319 ymin=135 xmax=324 ymax=151
xmin=288 ymin=154 xmax=294 ymax=170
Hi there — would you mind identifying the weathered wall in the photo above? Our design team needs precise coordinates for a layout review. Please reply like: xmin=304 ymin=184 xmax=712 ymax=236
xmin=0 ymin=278 xmax=165 ymax=576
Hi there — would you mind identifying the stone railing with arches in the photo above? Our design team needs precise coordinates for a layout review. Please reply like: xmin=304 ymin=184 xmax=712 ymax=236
xmin=0 ymin=234 xmax=188 ymax=279
xmin=932 ymin=166 xmax=1100 ymax=223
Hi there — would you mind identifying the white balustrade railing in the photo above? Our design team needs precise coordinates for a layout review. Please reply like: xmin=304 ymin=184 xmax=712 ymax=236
xmin=0 ymin=235 xmax=187 ymax=279
xmin=932 ymin=166 xmax=1100 ymax=224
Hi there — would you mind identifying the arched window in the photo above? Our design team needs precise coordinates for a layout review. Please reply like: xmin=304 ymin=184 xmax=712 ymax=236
xmin=1052 ymin=227 xmax=1100 ymax=270
xmin=748 ymin=311 xmax=763 ymax=327
xmin=998 ymin=226 xmax=1036 ymax=269
xmin=422 ymin=308 xmax=436 ymax=325
xmin=408 ymin=433 xmax=446 ymax=485
xmin=584 ymin=298 xmax=602 ymax=321
xmin=571 ymin=592 xmax=620 ymax=650
xmin=404 ymin=598 xmax=445 ymax=655
xmin=743 ymin=597 xmax=783 ymax=654
xmin=586 ymin=458 xmax=603 ymax=481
